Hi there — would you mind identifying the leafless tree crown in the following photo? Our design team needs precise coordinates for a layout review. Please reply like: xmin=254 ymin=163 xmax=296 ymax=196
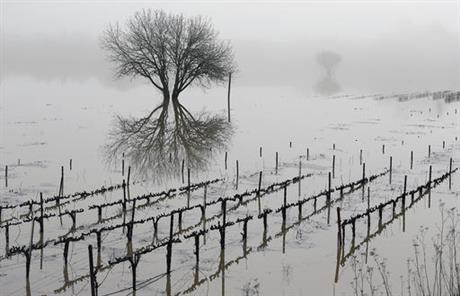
xmin=101 ymin=9 xmax=235 ymax=99
xmin=316 ymin=50 xmax=341 ymax=77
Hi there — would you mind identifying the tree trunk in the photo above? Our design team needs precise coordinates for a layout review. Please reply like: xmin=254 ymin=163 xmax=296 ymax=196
xmin=171 ymin=94 xmax=182 ymax=123
xmin=162 ymin=91 xmax=171 ymax=109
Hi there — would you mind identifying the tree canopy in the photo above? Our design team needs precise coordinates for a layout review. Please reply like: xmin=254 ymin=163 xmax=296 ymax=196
xmin=101 ymin=9 xmax=235 ymax=101
xmin=316 ymin=50 xmax=341 ymax=77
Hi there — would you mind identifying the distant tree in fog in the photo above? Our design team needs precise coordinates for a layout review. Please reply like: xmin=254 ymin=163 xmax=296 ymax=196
xmin=101 ymin=9 xmax=235 ymax=109
xmin=314 ymin=50 xmax=342 ymax=96
xmin=316 ymin=50 xmax=341 ymax=78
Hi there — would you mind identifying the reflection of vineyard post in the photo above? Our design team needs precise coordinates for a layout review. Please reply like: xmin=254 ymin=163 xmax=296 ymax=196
xmin=166 ymin=214 xmax=174 ymax=274
xmin=194 ymin=234 xmax=200 ymax=283
xmin=88 ymin=245 xmax=97 ymax=296
xmin=4 ymin=165 xmax=8 ymax=188
xmin=334 ymin=207 xmax=342 ymax=283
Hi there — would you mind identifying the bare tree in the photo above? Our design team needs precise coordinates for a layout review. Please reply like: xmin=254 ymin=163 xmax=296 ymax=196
xmin=314 ymin=50 xmax=342 ymax=95
xmin=101 ymin=9 xmax=235 ymax=111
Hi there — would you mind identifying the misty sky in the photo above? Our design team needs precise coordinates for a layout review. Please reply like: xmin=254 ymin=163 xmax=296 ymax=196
xmin=2 ymin=0 xmax=460 ymax=94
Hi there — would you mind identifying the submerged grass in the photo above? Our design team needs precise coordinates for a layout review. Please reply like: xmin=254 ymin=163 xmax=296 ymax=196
xmin=350 ymin=204 xmax=460 ymax=296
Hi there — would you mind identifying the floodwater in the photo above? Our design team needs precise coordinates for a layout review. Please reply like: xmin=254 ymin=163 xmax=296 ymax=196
xmin=1 ymin=77 xmax=459 ymax=296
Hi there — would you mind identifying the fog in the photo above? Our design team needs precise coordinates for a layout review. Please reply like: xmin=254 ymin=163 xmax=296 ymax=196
xmin=2 ymin=1 xmax=460 ymax=94
xmin=2 ymin=2 xmax=460 ymax=296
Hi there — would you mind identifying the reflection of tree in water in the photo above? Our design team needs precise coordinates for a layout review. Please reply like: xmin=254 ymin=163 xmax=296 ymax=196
xmin=314 ymin=50 xmax=342 ymax=96
xmin=105 ymin=99 xmax=233 ymax=179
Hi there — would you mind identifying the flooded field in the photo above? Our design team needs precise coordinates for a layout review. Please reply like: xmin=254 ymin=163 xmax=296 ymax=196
xmin=1 ymin=78 xmax=459 ymax=295
xmin=2 ymin=2 xmax=460 ymax=296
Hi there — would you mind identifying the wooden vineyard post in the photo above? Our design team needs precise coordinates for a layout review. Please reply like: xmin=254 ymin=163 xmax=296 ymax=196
xmin=58 ymin=166 xmax=64 ymax=226
xmin=131 ymin=199 xmax=136 ymax=225
xmin=69 ymin=159 xmax=72 ymax=170
xmin=360 ymin=149 xmax=363 ymax=165
xmin=122 ymin=179 xmax=127 ymax=233
xmin=26 ymin=218 xmax=35 ymax=280
xmin=39 ymin=193 xmax=44 ymax=270
xmin=282 ymin=185 xmax=287 ymax=222
xmin=242 ymin=218 xmax=249 ymax=256
xmin=298 ymin=201 xmax=302 ymax=221
xmin=236 ymin=160 xmax=239 ymax=190
xmin=382 ymin=144 xmax=385 ymax=154
xmin=367 ymin=188 xmax=371 ymax=238
xmin=307 ymin=148 xmax=310 ymax=161
xmin=410 ymin=151 xmax=414 ymax=170
xmin=402 ymin=188 xmax=406 ymax=232
xmin=221 ymin=199 xmax=227 ymax=227
xmin=275 ymin=152 xmax=279 ymax=174
xmin=257 ymin=171 xmax=262 ymax=214
xmin=194 ymin=234 xmax=200 ymax=282
xmin=327 ymin=172 xmax=332 ymax=225
xmin=335 ymin=207 xmax=342 ymax=283
xmin=166 ymin=214 xmax=174 ymax=274
xmin=181 ymin=159 xmax=185 ymax=184
xmin=227 ymin=72 xmax=232 ymax=122
xmin=122 ymin=157 xmax=125 ymax=177
xmin=219 ymin=222 xmax=226 ymax=250
xmin=262 ymin=210 xmax=268 ymax=234
xmin=401 ymin=176 xmax=407 ymax=199
xmin=389 ymin=156 xmax=393 ymax=185
xmin=5 ymin=165 xmax=8 ymax=188
xmin=428 ymin=145 xmax=431 ymax=159
xmin=63 ymin=240 xmax=70 ymax=271
xmin=392 ymin=200 xmax=396 ymax=219
xmin=224 ymin=152 xmax=228 ymax=170
xmin=202 ymin=185 xmax=207 ymax=245
xmin=336 ymin=207 xmax=342 ymax=248
xmin=203 ymin=185 xmax=207 ymax=217
xmin=97 ymin=206 xmax=103 ymax=223
xmin=351 ymin=219 xmax=356 ymax=247
xmin=130 ymin=254 xmax=140 ymax=293
xmin=298 ymin=160 xmax=302 ymax=197
xmin=91 ymin=231 xmax=100 ymax=268
xmin=88 ymin=245 xmax=97 ymax=296
xmin=362 ymin=162 xmax=366 ymax=201
xmin=362 ymin=162 xmax=366 ymax=180
xmin=449 ymin=158 xmax=453 ymax=190
xmin=187 ymin=168 xmax=191 ymax=207
xmin=127 ymin=166 xmax=131 ymax=186
xmin=259 ymin=146 xmax=262 ymax=158
xmin=367 ymin=187 xmax=370 ymax=210
xmin=177 ymin=210 xmax=184 ymax=232
xmin=5 ymin=223 xmax=9 ymax=257
xmin=428 ymin=165 xmax=432 ymax=208
xmin=332 ymin=155 xmax=336 ymax=179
